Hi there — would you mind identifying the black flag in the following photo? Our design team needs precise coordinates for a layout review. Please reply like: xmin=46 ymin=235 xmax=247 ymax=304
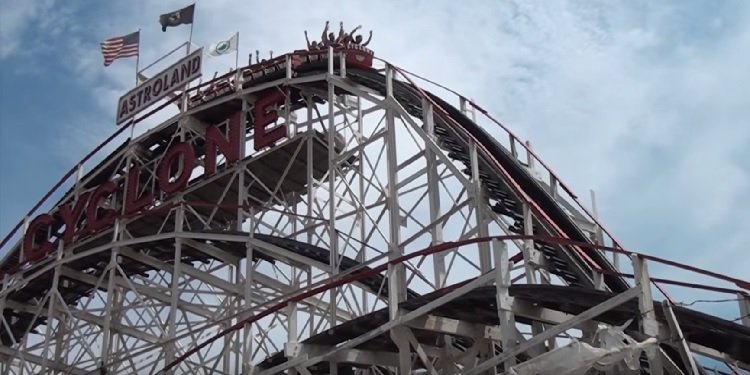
xmin=158 ymin=4 xmax=195 ymax=32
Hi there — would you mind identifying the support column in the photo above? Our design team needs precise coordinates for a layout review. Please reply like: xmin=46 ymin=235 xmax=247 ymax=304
xmin=230 ymin=260 xmax=242 ymax=373
xmin=0 ymin=275 xmax=9 ymax=375
xmin=470 ymin=144 xmax=492 ymax=274
xmin=521 ymin=204 xmax=550 ymax=352
xmin=355 ymin=94 xmax=369 ymax=313
xmin=232 ymin=91 xmax=251 ymax=375
xmin=237 ymin=92 xmax=249 ymax=235
xmin=738 ymin=293 xmax=750 ymax=327
xmin=493 ymin=239 xmax=517 ymax=372
xmin=100 ymin=218 xmax=122 ymax=374
xmin=326 ymin=47 xmax=340 ymax=337
xmin=40 ymin=241 xmax=63 ymax=372
xmin=581 ymin=189 xmax=606 ymax=342
xmin=459 ymin=97 xmax=491 ymax=276
xmin=589 ymin=190 xmax=606 ymax=290
xmin=521 ymin=204 xmax=539 ymax=284
xmin=166 ymin=103 xmax=189 ymax=372
xmin=100 ymin=253 xmax=119 ymax=371
xmin=520 ymin=142 xmax=548 ymax=281
xmin=662 ymin=301 xmax=699 ymax=375
xmin=632 ymin=255 xmax=663 ymax=375
xmin=305 ymin=94 xmax=317 ymax=333
xmin=243 ymin=210 xmax=256 ymax=375
xmin=385 ymin=64 xmax=410 ymax=375
xmin=589 ymin=190 xmax=609 ymax=267
xmin=52 ymin=314 xmax=69 ymax=375
xmin=285 ymin=263 xmax=300 ymax=375
xmin=423 ymin=99 xmax=445 ymax=288
xmin=469 ymin=143 xmax=495 ymax=363
xmin=165 ymin=205 xmax=185 ymax=371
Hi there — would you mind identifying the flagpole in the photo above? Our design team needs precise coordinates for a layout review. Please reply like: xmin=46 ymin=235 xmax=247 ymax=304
xmin=131 ymin=28 xmax=141 ymax=139
xmin=234 ymin=32 xmax=240 ymax=90
xmin=183 ymin=2 xmax=197 ymax=112
xmin=187 ymin=22 xmax=194 ymax=54
xmin=234 ymin=32 xmax=239 ymax=72
xmin=134 ymin=29 xmax=141 ymax=84
xmin=186 ymin=2 xmax=196 ymax=55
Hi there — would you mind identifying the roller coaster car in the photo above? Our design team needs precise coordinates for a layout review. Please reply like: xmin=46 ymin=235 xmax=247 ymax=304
xmin=187 ymin=45 xmax=374 ymax=110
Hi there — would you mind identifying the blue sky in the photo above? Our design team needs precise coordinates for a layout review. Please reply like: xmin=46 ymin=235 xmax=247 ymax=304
xmin=0 ymin=0 xmax=748 ymax=341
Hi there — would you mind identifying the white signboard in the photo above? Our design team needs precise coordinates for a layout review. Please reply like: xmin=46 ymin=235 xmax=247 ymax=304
xmin=116 ymin=48 xmax=203 ymax=125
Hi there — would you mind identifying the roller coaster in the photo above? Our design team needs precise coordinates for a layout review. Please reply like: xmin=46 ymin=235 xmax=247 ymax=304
xmin=0 ymin=38 xmax=748 ymax=375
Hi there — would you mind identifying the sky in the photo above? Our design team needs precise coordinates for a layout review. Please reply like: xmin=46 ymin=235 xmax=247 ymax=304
xmin=0 ymin=0 xmax=748 ymax=359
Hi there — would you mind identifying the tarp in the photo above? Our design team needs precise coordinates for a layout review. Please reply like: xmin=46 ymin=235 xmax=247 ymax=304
xmin=510 ymin=320 xmax=658 ymax=375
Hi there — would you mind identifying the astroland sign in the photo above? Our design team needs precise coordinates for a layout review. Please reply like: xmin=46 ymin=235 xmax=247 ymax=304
xmin=116 ymin=48 xmax=203 ymax=125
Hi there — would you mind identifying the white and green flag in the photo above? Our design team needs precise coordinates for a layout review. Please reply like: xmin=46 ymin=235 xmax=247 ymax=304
xmin=208 ymin=32 xmax=238 ymax=57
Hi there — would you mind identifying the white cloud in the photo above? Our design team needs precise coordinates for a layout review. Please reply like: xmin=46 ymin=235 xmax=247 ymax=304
xmin=0 ymin=0 xmax=50 ymax=58
xmin=0 ymin=0 xmax=78 ymax=60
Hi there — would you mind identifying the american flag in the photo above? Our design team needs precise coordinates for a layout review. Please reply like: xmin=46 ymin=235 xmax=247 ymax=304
xmin=100 ymin=31 xmax=140 ymax=67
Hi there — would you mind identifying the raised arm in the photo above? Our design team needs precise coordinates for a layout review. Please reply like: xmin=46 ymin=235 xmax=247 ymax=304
xmin=304 ymin=30 xmax=312 ymax=49
xmin=321 ymin=21 xmax=330 ymax=45
xmin=344 ymin=25 xmax=361 ymax=44
xmin=349 ymin=25 xmax=362 ymax=36
xmin=337 ymin=22 xmax=346 ymax=42
xmin=362 ymin=30 xmax=373 ymax=47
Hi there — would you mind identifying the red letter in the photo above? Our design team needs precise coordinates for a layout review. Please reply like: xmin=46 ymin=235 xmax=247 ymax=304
xmin=253 ymin=90 xmax=286 ymax=151
xmin=124 ymin=166 xmax=153 ymax=216
xmin=205 ymin=111 xmax=241 ymax=176
xmin=23 ymin=214 xmax=56 ymax=262
xmin=157 ymin=142 xmax=196 ymax=195
xmin=57 ymin=192 xmax=91 ymax=245
xmin=86 ymin=182 xmax=117 ymax=233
